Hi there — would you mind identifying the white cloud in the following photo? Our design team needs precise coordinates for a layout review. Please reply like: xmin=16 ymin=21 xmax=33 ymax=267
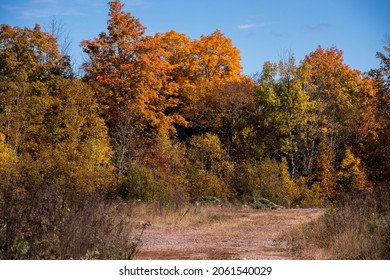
xmin=238 ymin=24 xmax=256 ymax=30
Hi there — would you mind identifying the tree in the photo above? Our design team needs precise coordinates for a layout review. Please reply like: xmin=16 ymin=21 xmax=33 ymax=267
xmin=1 ymin=79 xmax=113 ymax=193
xmin=0 ymin=23 xmax=71 ymax=83
xmin=178 ymin=77 xmax=255 ymax=152
xmin=303 ymin=46 xmax=375 ymax=156
xmin=253 ymin=56 xmax=313 ymax=178
xmin=366 ymin=38 xmax=390 ymax=183
xmin=0 ymin=24 xmax=73 ymax=156
xmin=0 ymin=132 xmax=16 ymax=186
xmin=0 ymin=77 xmax=38 ymax=155
xmin=152 ymin=30 xmax=198 ymax=85
xmin=311 ymin=138 xmax=338 ymax=202
xmin=192 ymin=29 xmax=242 ymax=82
xmin=81 ymin=0 xmax=183 ymax=139
xmin=336 ymin=148 xmax=370 ymax=197
xmin=0 ymin=23 xmax=113 ymax=193
xmin=45 ymin=17 xmax=72 ymax=58
xmin=81 ymin=0 xmax=145 ymax=119
xmin=186 ymin=133 xmax=233 ymax=199
xmin=41 ymin=79 xmax=113 ymax=192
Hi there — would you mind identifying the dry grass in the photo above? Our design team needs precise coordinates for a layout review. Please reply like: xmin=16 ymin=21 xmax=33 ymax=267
xmin=1 ymin=190 xmax=329 ymax=260
xmin=0 ymin=191 xmax=233 ymax=259
xmin=126 ymin=203 xmax=232 ymax=228
xmin=0 ymin=187 xmax=137 ymax=260
xmin=285 ymin=187 xmax=390 ymax=259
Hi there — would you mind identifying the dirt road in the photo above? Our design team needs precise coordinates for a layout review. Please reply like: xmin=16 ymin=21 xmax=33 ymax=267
xmin=134 ymin=207 xmax=324 ymax=260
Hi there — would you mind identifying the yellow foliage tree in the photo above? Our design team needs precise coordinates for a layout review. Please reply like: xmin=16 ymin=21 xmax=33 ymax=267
xmin=186 ymin=133 xmax=233 ymax=199
xmin=0 ymin=133 xmax=16 ymax=173
xmin=280 ymin=157 xmax=300 ymax=207
xmin=40 ymin=80 xmax=114 ymax=193
xmin=337 ymin=148 xmax=371 ymax=196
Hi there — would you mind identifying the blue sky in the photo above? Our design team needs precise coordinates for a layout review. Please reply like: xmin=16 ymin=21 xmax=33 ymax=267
xmin=1 ymin=0 xmax=389 ymax=75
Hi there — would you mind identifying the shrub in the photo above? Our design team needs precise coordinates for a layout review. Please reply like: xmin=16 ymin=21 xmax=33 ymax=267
xmin=186 ymin=134 xmax=234 ymax=199
xmin=0 ymin=185 xmax=137 ymax=259
xmin=232 ymin=159 xmax=290 ymax=206
xmin=249 ymin=198 xmax=279 ymax=209
xmin=141 ymin=132 xmax=190 ymax=207
xmin=187 ymin=169 xmax=229 ymax=199
xmin=118 ymin=163 xmax=161 ymax=201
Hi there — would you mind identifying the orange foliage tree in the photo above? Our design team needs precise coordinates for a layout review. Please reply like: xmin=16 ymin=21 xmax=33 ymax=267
xmin=192 ymin=29 xmax=242 ymax=82
xmin=0 ymin=23 xmax=71 ymax=83
xmin=81 ymin=0 xmax=184 ymax=139
xmin=303 ymin=46 xmax=375 ymax=154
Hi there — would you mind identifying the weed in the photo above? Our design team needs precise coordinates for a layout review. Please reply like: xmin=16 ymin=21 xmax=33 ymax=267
xmin=85 ymin=249 xmax=100 ymax=260
xmin=367 ymin=212 xmax=378 ymax=233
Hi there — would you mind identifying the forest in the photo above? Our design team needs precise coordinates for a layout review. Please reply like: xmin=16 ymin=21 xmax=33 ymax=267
xmin=0 ymin=0 xmax=389 ymax=259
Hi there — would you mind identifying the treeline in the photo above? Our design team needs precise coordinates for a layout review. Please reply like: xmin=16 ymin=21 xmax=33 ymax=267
xmin=0 ymin=0 xmax=389 ymax=258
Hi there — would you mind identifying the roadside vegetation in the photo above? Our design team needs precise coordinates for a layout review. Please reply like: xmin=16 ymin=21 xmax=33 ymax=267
xmin=285 ymin=187 xmax=390 ymax=259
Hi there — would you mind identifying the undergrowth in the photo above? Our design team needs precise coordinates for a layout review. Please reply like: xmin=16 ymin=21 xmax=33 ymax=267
xmin=0 ymin=186 xmax=140 ymax=260
xmin=286 ymin=186 xmax=390 ymax=259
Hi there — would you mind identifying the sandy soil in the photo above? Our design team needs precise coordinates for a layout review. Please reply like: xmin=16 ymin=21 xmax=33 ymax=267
xmin=133 ymin=207 xmax=324 ymax=260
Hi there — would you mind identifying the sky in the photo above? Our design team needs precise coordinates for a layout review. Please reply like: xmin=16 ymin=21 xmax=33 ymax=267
xmin=1 ymin=0 xmax=389 ymax=75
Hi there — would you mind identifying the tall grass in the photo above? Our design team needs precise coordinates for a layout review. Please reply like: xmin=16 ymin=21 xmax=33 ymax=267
xmin=0 ymin=186 xmax=231 ymax=259
xmin=286 ymin=186 xmax=390 ymax=259
xmin=0 ymin=186 xmax=139 ymax=259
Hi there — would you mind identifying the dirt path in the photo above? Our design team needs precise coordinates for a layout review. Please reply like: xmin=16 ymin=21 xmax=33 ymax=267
xmin=134 ymin=208 xmax=324 ymax=260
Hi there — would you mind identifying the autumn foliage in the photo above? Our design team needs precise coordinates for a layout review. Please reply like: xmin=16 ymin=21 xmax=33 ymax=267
xmin=0 ymin=0 xmax=389 ymax=259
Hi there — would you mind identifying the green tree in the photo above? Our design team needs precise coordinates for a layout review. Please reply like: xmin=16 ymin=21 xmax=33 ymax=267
xmin=186 ymin=133 xmax=233 ymax=199
xmin=253 ymin=57 xmax=313 ymax=178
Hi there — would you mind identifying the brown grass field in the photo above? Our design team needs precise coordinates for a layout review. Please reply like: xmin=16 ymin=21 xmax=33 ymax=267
xmin=128 ymin=205 xmax=325 ymax=260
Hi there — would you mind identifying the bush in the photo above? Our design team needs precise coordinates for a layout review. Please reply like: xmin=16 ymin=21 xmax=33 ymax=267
xmin=0 ymin=185 xmax=137 ymax=259
xmin=249 ymin=198 xmax=279 ymax=209
xmin=232 ymin=159 xmax=289 ymax=206
xmin=118 ymin=163 xmax=162 ymax=201
xmin=186 ymin=134 xmax=234 ymax=200
xmin=187 ymin=169 xmax=229 ymax=199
